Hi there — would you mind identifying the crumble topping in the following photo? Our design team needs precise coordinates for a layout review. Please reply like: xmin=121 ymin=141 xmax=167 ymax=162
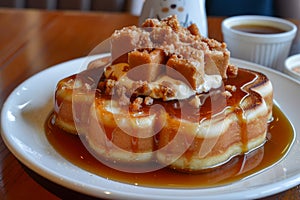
xmin=97 ymin=15 xmax=239 ymax=109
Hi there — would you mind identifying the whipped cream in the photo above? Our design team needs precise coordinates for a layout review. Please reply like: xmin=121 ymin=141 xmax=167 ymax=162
xmin=105 ymin=63 xmax=223 ymax=101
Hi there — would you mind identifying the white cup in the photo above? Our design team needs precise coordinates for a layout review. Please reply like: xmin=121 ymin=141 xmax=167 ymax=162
xmin=284 ymin=54 xmax=300 ymax=81
xmin=139 ymin=0 xmax=207 ymax=37
xmin=222 ymin=15 xmax=297 ymax=71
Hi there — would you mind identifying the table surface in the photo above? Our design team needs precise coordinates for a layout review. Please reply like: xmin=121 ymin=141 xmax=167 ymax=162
xmin=0 ymin=8 xmax=300 ymax=200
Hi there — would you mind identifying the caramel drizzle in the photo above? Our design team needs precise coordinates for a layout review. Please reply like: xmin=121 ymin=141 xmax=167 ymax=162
xmin=66 ymin=65 xmax=264 ymax=160
xmin=235 ymin=70 xmax=260 ymax=152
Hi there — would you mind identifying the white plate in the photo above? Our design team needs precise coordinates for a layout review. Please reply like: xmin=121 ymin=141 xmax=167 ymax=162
xmin=1 ymin=56 xmax=300 ymax=200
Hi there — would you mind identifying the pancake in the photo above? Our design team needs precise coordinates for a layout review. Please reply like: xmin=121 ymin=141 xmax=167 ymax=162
xmin=53 ymin=66 xmax=273 ymax=171
xmin=52 ymin=15 xmax=273 ymax=172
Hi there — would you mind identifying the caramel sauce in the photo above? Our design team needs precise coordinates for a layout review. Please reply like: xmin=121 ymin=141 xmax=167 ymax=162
xmin=232 ymin=24 xmax=286 ymax=34
xmin=45 ymin=104 xmax=294 ymax=188
xmin=50 ymin=67 xmax=294 ymax=188
xmin=126 ymin=69 xmax=257 ymax=122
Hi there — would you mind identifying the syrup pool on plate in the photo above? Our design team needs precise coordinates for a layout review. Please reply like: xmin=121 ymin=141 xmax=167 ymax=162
xmin=45 ymin=105 xmax=294 ymax=188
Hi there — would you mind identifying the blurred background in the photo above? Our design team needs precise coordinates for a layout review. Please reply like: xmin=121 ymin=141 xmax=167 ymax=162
xmin=0 ymin=0 xmax=299 ymax=19
xmin=0 ymin=0 xmax=131 ymax=12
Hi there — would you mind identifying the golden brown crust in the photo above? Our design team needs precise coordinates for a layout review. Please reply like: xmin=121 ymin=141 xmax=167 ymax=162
xmin=166 ymin=54 xmax=204 ymax=89
xmin=128 ymin=49 xmax=166 ymax=82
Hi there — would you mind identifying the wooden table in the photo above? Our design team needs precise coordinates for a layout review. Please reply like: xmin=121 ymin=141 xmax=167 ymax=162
xmin=0 ymin=8 xmax=299 ymax=199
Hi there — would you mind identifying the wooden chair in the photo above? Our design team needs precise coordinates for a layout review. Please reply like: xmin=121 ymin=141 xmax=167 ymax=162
xmin=1 ymin=0 xmax=143 ymax=13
